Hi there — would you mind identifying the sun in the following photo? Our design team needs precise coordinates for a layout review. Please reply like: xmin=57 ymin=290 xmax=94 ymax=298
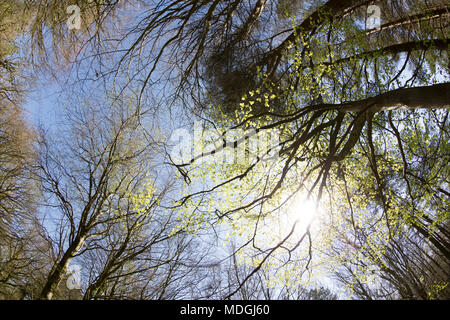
xmin=288 ymin=194 xmax=320 ymax=234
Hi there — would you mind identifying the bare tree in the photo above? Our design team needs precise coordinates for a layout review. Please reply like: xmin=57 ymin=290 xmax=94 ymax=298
xmin=35 ymin=88 xmax=169 ymax=299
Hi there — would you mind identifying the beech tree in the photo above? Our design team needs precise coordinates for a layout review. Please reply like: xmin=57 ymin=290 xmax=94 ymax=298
xmin=1 ymin=0 xmax=448 ymax=300
xmin=155 ymin=0 xmax=449 ymax=297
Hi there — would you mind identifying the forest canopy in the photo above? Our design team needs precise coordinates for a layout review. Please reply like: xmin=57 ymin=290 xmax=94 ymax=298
xmin=0 ymin=0 xmax=448 ymax=301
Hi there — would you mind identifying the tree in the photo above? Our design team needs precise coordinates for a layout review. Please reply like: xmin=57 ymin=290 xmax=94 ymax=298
xmin=156 ymin=0 xmax=449 ymax=297
xmin=1 ymin=2 xmax=224 ymax=300
xmin=1 ymin=0 xmax=448 ymax=300
xmin=0 ymin=0 xmax=30 ymax=104
xmin=34 ymin=88 xmax=202 ymax=299
xmin=330 ymin=162 xmax=449 ymax=299
xmin=79 ymin=185 xmax=213 ymax=300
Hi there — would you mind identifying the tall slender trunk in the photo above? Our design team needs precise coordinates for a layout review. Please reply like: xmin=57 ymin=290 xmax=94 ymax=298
xmin=40 ymin=237 xmax=85 ymax=300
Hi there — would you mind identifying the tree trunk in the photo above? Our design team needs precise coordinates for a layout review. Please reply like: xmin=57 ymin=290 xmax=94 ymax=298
xmin=39 ymin=237 xmax=85 ymax=300
xmin=340 ymin=83 xmax=450 ymax=113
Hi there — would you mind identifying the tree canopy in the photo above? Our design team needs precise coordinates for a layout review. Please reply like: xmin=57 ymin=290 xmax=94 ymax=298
xmin=0 ymin=0 xmax=448 ymax=300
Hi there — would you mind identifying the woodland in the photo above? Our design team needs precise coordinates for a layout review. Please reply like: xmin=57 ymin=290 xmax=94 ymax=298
xmin=0 ymin=0 xmax=448 ymax=300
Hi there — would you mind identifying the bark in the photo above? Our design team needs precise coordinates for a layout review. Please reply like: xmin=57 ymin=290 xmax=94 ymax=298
xmin=235 ymin=0 xmax=268 ymax=41
xmin=366 ymin=6 xmax=450 ymax=35
xmin=340 ymin=83 xmax=450 ymax=113
xmin=323 ymin=39 xmax=450 ymax=68
xmin=39 ymin=236 xmax=85 ymax=300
